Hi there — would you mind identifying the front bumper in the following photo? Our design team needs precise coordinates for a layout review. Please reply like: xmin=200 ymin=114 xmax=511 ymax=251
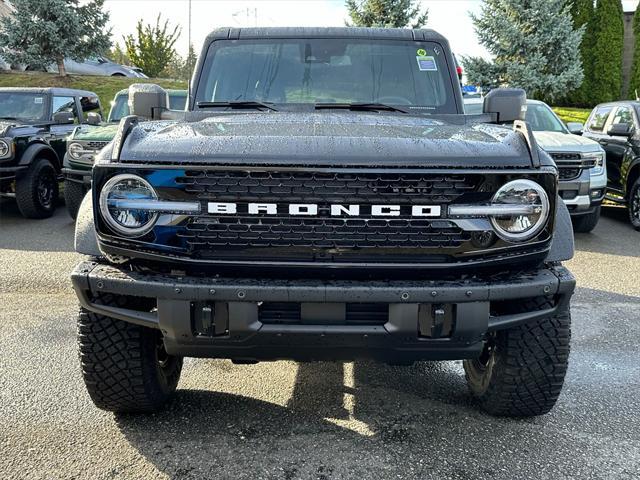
xmin=71 ymin=261 xmax=575 ymax=362
xmin=559 ymin=169 xmax=605 ymax=215
xmin=62 ymin=167 xmax=92 ymax=186
xmin=0 ymin=165 xmax=27 ymax=182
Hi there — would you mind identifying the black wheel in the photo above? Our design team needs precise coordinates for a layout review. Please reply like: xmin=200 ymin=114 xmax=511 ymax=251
xmin=572 ymin=205 xmax=601 ymax=233
xmin=78 ymin=295 xmax=183 ymax=413
xmin=629 ymin=178 xmax=640 ymax=231
xmin=15 ymin=158 xmax=59 ymax=219
xmin=463 ymin=301 xmax=571 ymax=417
xmin=63 ymin=179 xmax=87 ymax=220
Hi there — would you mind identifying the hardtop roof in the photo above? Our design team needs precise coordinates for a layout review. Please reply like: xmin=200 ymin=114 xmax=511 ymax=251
xmin=204 ymin=26 xmax=448 ymax=44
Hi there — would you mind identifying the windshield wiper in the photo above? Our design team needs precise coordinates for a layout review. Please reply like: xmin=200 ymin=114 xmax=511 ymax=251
xmin=314 ymin=102 xmax=409 ymax=113
xmin=0 ymin=116 xmax=19 ymax=120
xmin=197 ymin=101 xmax=278 ymax=111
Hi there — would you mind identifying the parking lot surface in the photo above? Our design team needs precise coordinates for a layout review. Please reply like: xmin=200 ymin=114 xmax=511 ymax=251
xmin=1 ymin=199 xmax=639 ymax=480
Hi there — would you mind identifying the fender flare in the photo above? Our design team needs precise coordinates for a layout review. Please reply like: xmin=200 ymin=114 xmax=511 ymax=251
xmin=625 ymin=157 xmax=640 ymax=195
xmin=546 ymin=196 xmax=575 ymax=263
xmin=18 ymin=142 xmax=60 ymax=170
xmin=74 ymin=189 xmax=101 ymax=256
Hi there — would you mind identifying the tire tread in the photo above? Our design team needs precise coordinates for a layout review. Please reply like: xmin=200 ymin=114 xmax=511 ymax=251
xmin=465 ymin=300 xmax=571 ymax=417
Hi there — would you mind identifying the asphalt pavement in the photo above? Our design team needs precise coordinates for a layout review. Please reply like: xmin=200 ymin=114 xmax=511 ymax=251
xmin=1 ymin=198 xmax=639 ymax=480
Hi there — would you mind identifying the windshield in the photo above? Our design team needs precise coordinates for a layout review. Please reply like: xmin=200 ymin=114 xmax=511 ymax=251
xmin=525 ymin=103 xmax=567 ymax=133
xmin=195 ymin=39 xmax=457 ymax=113
xmin=0 ymin=93 xmax=47 ymax=122
xmin=108 ymin=94 xmax=129 ymax=122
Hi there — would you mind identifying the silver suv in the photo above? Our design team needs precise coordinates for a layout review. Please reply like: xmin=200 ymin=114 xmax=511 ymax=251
xmin=526 ymin=100 xmax=606 ymax=233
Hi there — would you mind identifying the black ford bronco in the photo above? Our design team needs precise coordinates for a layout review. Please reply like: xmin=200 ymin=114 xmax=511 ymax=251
xmin=71 ymin=28 xmax=576 ymax=417
xmin=0 ymin=87 xmax=102 ymax=218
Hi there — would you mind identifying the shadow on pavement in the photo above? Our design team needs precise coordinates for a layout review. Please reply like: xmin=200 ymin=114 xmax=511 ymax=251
xmin=113 ymin=361 xmax=509 ymax=479
xmin=572 ymin=205 xmax=640 ymax=258
xmin=0 ymin=199 xmax=75 ymax=253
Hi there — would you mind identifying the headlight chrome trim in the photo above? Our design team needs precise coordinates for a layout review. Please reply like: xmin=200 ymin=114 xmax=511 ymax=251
xmin=67 ymin=142 xmax=86 ymax=160
xmin=99 ymin=174 xmax=159 ymax=237
xmin=448 ymin=179 xmax=550 ymax=243
xmin=489 ymin=179 xmax=550 ymax=242
xmin=0 ymin=139 xmax=12 ymax=159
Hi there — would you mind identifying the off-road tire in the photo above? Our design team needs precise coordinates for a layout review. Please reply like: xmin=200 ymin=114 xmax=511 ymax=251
xmin=77 ymin=295 xmax=183 ymax=413
xmin=463 ymin=301 xmax=571 ymax=417
xmin=572 ymin=206 xmax=601 ymax=233
xmin=15 ymin=158 xmax=59 ymax=219
xmin=63 ymin=180 xmax=86 ymax=220
xmin=628 ymin=178 xmax=640 ymax=231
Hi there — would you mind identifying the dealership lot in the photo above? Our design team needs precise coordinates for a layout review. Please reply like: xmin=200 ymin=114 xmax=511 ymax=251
xmin=1 ymin=198 xmax=639 ymax=480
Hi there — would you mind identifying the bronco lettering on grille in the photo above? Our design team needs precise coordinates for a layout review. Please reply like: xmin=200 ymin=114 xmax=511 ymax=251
xmin=207 ymin=202 xmax=442 ymax=217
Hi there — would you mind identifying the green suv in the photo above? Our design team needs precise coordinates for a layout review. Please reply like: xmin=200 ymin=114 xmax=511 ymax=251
xmin=62 ymin=88 xmax=187 ymax=218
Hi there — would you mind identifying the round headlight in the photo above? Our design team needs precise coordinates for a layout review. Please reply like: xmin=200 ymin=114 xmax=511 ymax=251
xmin=68 ymin=142 xmax=85 ymax=160
xmin=0 ymin=140 xmax=10 ymax=158
xmin=490 ymin=180 xmax=550 ymax=242
xmin=99 ymin=174 xmax=158 ymax=236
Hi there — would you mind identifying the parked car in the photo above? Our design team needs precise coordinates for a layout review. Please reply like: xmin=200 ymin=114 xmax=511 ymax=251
xmin=71 ymin=27 xmax=576 ymax=417
xmin=0 ymin=87 xmax=102 ymax=218
xmin=582 ymin=101 xmax=640 ymax=230
xmin=462 ymin=92 xmax=483 ymax=114
xmin=62 ymin=88 xmax=187 ymax=218
xmin=525 ymin=100 xmax=606 ymax=233
xmin=25 ymin=56 xmax=147 ymax=77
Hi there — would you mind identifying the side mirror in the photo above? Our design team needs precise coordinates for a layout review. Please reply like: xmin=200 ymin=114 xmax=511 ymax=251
xmin=52 ymin=111 xmax=74 ymax=124
xmin=128 ymin=83 xmax=168 ymax=120
xmin=608 ymin=122 xmax=634 ymax=137
xmin=87 ymin=112 xmax=102 ymax=126
xmin=483 ymin=88 xmax=527 ymax=123
xmin=566 ymin=122 xmax=584 ymax=135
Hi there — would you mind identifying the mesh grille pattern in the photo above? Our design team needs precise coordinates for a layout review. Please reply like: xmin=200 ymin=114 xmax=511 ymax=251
xmin=550 ymin=152 xmax=581 ymax=162
xmin=173 ymin=171 xmax=479 ymax=251
xmin=550 ymin=153 xmax=593 ymax=181
xmin=558 ymin=168 xmax=580 ymax=180
xmin=176 ymin=171 xmax=478 ymax=203
xmin=178 ymin=216 xmax=469 ymax=249
xmin=84 ymin=140 xmax=109 ymax=151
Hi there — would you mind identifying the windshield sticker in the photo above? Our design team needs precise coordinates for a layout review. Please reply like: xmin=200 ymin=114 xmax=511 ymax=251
xmin=34 ymin=97 xmax=43 ymax=104
xmin=416 ymin=55 xmax=437 ymax=71
xmin=416 ymin=48 xmax=427 ymax=56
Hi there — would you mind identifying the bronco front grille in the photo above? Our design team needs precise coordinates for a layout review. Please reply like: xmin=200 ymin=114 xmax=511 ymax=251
xmin=178 ymin=216 xmax=469 ymax=250
xmin=173 ymin=171 xmax=480 ymax=252
xmin=95 ymin=167 xmax=556 ymax=267
xmin=84 ymin=140 xmax=109 ymax=151
xmin=175 ymin=171 xmax=479 ymax=203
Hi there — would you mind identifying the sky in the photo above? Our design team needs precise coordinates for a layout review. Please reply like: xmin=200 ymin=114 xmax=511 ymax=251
xmin=104 ymin=0 xmax=640 ymax=60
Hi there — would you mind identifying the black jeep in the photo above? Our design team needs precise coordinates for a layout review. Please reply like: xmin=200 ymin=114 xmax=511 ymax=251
xmin=71 ymin=28 xmax=575 ymax=417
xmin=582 ymin=101 xmax=640 ymax=230
xmin=0 ymin=87 xmax=102 ymax=218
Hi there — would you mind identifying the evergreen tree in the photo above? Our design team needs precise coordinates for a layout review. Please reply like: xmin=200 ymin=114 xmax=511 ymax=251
xmin=0 ymin=0 xmax=111 ymax=76
xmin=159 ymin=45 xmax=197 ymax=81
xmin=590 ymin=0 xmax=624 ymax=103
xmin=462 ymin=0 xmax=584 ymax=101
xmin=564 ymin=0 xmax=595 ymax=106
xmin=184 ymin=44 xmax=197 ymax=82
xmin=627 ymin=4 xmax=640 ymax=99
xmin=124 ymin=14 xmax=181 ymax=78
xmin=345 ymin=0 xmax=428 ymax=28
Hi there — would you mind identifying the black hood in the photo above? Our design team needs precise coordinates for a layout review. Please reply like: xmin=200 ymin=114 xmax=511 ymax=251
xmin=0 ymin=121 xmax=21 ymax=136
xmin=0 ymin=120 xmax=42 ymax=137
xmin=118 ymin=112 xmax=534 ymax=168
